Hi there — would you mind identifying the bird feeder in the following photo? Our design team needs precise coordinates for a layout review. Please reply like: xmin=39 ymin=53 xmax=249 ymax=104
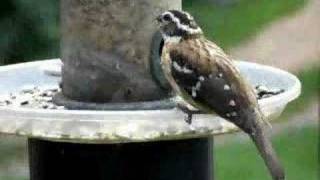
xmin=0 ymin=1 xmax=301 ymax=180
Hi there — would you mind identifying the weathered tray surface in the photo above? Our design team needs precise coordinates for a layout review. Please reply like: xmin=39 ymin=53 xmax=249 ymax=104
xmin=0 ymin=59 xmax=301 ymax=144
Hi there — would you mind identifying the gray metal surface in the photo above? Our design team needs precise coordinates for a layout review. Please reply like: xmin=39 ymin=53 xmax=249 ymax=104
xmin=0 ymin=59 xmax=301 ymax=143
xmin=60 ymin=0 xmax=181 ymax=102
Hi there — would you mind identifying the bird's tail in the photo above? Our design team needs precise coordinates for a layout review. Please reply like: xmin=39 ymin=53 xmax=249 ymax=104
xmin=248 ymin=112 xmax=285 ymax=180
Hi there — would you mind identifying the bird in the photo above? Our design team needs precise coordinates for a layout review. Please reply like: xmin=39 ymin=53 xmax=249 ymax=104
xmin=156 ymin=10 xmax=285 ymax=180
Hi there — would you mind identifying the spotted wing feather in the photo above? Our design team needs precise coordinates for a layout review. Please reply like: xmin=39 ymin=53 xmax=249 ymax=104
xmin=169 ymin=39 xmax=259 ymax=131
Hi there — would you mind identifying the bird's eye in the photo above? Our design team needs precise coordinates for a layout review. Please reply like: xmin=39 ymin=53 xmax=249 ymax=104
xmin=163 ymin=14 xmax=171 ymax=21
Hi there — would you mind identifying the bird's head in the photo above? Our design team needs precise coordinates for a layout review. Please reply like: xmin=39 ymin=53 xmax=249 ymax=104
xmin=156 ymin=10 xmax=203 ymax=41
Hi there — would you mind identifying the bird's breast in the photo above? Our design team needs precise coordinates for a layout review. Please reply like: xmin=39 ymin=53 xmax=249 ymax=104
xmin=161 ymin=44 xmax=182 ymax=94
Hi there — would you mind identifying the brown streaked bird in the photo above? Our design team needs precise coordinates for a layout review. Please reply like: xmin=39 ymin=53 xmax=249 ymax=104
xmin=156 ymin=10 xmax=285 ymax=180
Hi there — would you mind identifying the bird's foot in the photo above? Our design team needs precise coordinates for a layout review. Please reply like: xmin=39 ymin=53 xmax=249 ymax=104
xmin=176 ymin=103 xmax=202 ymax=125
xmin=185 ymin=113 xmax=193 ymax=125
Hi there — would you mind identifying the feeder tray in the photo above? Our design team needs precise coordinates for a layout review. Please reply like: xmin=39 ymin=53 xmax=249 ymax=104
xmin=0 ymin=59 xmax=301 ymax=144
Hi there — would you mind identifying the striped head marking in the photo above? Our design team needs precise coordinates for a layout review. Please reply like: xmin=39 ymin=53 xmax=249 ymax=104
xmin=156 ymin=10 xmax=203 ymax=40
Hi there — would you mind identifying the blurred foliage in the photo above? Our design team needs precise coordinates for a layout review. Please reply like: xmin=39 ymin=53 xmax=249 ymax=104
xmin=184 ymin=0 xmax=307 ymax=48
xmin=281 ymin=65 xmax=320 ymax=120
xmin=0 ymin=136 xmax=27 ymax=180
xmin=0 ymin=0 xmax=59 ymax=65
xmin=0 ymin=0 xmax=307 ymax=65
xmin=216 ymin=126 xmax=318 ymax=180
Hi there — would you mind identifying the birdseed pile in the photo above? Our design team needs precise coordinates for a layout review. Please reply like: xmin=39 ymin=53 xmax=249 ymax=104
xmin=0 ymin=85 xmax=283 ymax=110
xmin=0 ymin=85 xmax=64 ymax=109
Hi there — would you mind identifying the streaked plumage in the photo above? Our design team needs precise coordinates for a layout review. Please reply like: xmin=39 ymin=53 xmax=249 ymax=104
xmin=157 ymin=10 xmax=285 ymax=180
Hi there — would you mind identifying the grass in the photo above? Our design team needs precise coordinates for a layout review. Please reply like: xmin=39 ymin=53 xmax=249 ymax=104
xmin=281 ymin=65 xmax=319 ymax=119
xmin=0 ymin=136 xmax=26 ymax=165
xmin=183 ymin=0 xmax=308 ymax=48
xmin=0 ymin=0 xmax=59 ymax=64
xmin=0 ymin=176 xmax=27 ymax=180
xmin=0 ymin=136 xmax=27 ymax=180
xmin=215 ymin=126 xmax=318 ymax=180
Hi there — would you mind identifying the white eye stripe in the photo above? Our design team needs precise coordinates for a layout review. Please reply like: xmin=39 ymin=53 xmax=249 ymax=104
xmin=182 ymin=12 xmax=194 ymax=21
xmin=163 ymin=11 xmax=203 ymax=35
xmin=162 ymin=12 xmax=172 ymax=19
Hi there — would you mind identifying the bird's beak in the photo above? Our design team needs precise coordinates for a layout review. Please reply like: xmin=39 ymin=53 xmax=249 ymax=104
xmin=156 ymin=15 xmax=162 ymax=23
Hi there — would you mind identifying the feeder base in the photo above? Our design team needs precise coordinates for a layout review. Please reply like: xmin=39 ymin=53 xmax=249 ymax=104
xmin=28 ymin=138 xmax=214 ymax=180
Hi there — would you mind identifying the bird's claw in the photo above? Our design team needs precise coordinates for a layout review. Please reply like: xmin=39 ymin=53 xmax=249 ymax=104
xmin=176 ymin=103 xmax=202 ymax=125
xmin=185 ymin=113 xmax=193 ymax=124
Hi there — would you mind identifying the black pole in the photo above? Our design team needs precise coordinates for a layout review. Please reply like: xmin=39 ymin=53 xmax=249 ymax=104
xmin=28 ymin=137 xmax=214 ymax=180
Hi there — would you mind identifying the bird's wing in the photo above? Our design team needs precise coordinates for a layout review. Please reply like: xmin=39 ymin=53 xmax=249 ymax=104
xmin=166 ymin=38 xmax=283 ymax=180
xmin=168 ymin=38 xmax=259 ymax=128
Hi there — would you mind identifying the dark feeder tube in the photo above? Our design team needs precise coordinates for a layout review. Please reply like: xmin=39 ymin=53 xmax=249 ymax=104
xmin=28 ymin=0 xmax=214 ymax=179
xmin=28 ymin=138 xmax=213 ymax=180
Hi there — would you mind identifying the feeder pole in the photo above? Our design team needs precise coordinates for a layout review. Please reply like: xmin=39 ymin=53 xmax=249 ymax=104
xmin=28 ymin=0 xmax=214 ymax=180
